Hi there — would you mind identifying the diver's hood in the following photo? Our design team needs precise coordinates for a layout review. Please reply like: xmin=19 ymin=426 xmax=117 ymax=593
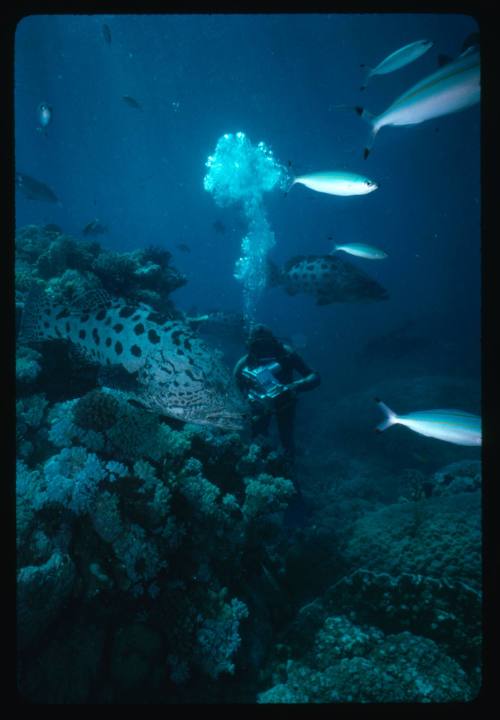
xmin=247 ymin=324 xmax=281 ymax=357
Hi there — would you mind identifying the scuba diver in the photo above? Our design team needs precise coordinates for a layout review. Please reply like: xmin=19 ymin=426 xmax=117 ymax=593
xmin=233 ymin=324 xmax=320 ymax=470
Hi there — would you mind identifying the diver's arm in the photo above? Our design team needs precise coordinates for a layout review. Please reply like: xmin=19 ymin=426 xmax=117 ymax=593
xmin=285 ymin=348 xmax=321 ymax=393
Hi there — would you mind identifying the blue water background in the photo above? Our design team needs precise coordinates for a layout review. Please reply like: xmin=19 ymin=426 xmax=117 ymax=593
xmin=14 ymin=12 xmax=480 ymax=402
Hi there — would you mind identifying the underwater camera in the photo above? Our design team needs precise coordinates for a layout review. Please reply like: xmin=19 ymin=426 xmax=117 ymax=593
xmin=242 ymin=360 xmax=286 ymax=403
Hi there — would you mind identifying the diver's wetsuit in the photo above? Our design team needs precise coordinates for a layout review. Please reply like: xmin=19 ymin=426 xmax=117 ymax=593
xmin=233 ymin=343 xmax=320 ymax=461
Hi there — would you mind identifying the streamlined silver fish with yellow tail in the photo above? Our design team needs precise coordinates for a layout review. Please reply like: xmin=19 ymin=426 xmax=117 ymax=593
xmin=360 ymin=39 xmax=434 ymax=90
xmin=356 ymin=47 xmax=480 ymax=158
xmin=375 ymin=398 xmax=481 ymax=446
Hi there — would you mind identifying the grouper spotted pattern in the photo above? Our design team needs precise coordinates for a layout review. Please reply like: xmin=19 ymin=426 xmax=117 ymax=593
xmin=270 ymin=254 xmax=389 ymax=305
xmin=19 ymin=288 xmax=245 ymax=430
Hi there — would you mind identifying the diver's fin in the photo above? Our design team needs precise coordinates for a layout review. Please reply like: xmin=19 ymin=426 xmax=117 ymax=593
xmin=374 ymin=397 xmax=398 ymax=432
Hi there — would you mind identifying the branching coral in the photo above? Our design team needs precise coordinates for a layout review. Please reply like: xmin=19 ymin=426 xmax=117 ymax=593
xmin=194 ymin=595 xmax=249 ymax=679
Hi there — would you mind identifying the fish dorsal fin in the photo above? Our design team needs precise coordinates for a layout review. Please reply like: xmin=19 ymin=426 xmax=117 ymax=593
xmin=458 ymin=45 xmax=478 ymax=59
xmin=70 ymin=288 xmax=113 ymax=313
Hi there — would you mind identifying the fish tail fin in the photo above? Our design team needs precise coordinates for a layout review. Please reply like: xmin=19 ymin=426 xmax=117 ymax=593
xmin=359 ymin=67 xmax=373 ymax=91
xmin=353 ymin=106 xmax=380 ymax=158
xmin=326 ymin=235 xmax=337 ymax=255
xmin=18 ymin=286 xmax=50 ymax=344
xmin=283 ymin=177 xmax=296 ymax=196
xmin=363 ymin=126 xmax=380 ymax=160
xmin=355 ymin=106 xmax=375 ymax=122
xmin=374 ymin=397 xmax=398 ymax=432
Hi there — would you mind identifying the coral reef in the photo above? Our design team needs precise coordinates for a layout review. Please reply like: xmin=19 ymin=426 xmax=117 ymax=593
xmin=258 ymin=615 xmax=473 ymax=703
xmin=17 ymin=551 xmax=76 ymax=652
xmin=430 ymin=459 xmax=481 ymax=496
xmin=342 ymin=491 xmax=481 ymax=588
xmin=15 ymin=223 xmax=481 ymax=704
xmin=15 ymin=224 xmax=186 ymax=316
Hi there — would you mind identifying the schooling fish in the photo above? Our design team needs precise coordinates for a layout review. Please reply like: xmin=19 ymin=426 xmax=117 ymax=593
xmin=289 ymin=171 xmax=378 ymax=197
xmin=36 ymin=102 xmax=52 ymax=134
xmin=175 ymin=243 xmax=191 ymax=254
xmin=122 ymin=95 xmax=143 ymax=110
xmin=355 ymin=47 xmax=480 ymax=158
xmin=360 ymin=39 xmax=434 ymax=90
xmin=15 ymin=172 xmax=60 ymax=204
xmin=213 ymin=219 xmax=227 ymax=235
xmin=268 ymin=254 xmax=389 ymax=305
xmin=331 ymin=242 xmax=388 ymax=260
xmin=375 ymin=398 xmax=481 ymax=446
xmin=18 ymin=287 xmax=245 ymax=430
xmin=82 ymin=218 xmax=108 ymax=236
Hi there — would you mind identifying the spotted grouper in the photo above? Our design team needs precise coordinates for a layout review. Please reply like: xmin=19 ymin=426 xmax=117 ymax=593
xmin=19 ymin=287 xmax=245 ymax=430
xmin=269 ymin=254 xmax=389 ymax=305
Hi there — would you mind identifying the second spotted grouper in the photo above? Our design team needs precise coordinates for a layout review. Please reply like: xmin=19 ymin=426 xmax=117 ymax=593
xmin=269 ymin=254 xmax=389 ymax=304
xmin=19 ymin=288 xmax=245 ymax=430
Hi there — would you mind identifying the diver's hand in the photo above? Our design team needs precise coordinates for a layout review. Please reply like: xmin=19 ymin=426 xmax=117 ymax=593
xmin=280 ymin=383 xmax=299 ymax=401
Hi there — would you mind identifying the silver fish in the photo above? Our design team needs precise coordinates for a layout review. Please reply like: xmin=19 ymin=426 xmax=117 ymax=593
xmin=36 ymin=102 xmax=52 ymax=134
xmin=375 ymin=398 xmax=481 ymax=446
xmin=356 ymin=47 xmax=480 ymax=158
xmin=290 ymin=171 xmax=378 ymax=197
xmin=19 ymin=288 xmax=245 ymax=430
xmin=122 ymin=95 xmax=143 ymax=110
xmin=269 ymin=254 xmax=389 ymax=305
xmin=360 ymin=39 xmax=434 ymax=90
xmin=332 ymin=242 xmax=388 ymax=260
xmin=82 ymin=218 xmax=108 ymax=236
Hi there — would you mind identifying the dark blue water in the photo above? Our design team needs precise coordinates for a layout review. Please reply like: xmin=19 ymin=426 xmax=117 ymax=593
xmin=15 ymin=14 xmax=481 ymax=704
xmin=15 ymin=13 xmax=480 ymax=386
